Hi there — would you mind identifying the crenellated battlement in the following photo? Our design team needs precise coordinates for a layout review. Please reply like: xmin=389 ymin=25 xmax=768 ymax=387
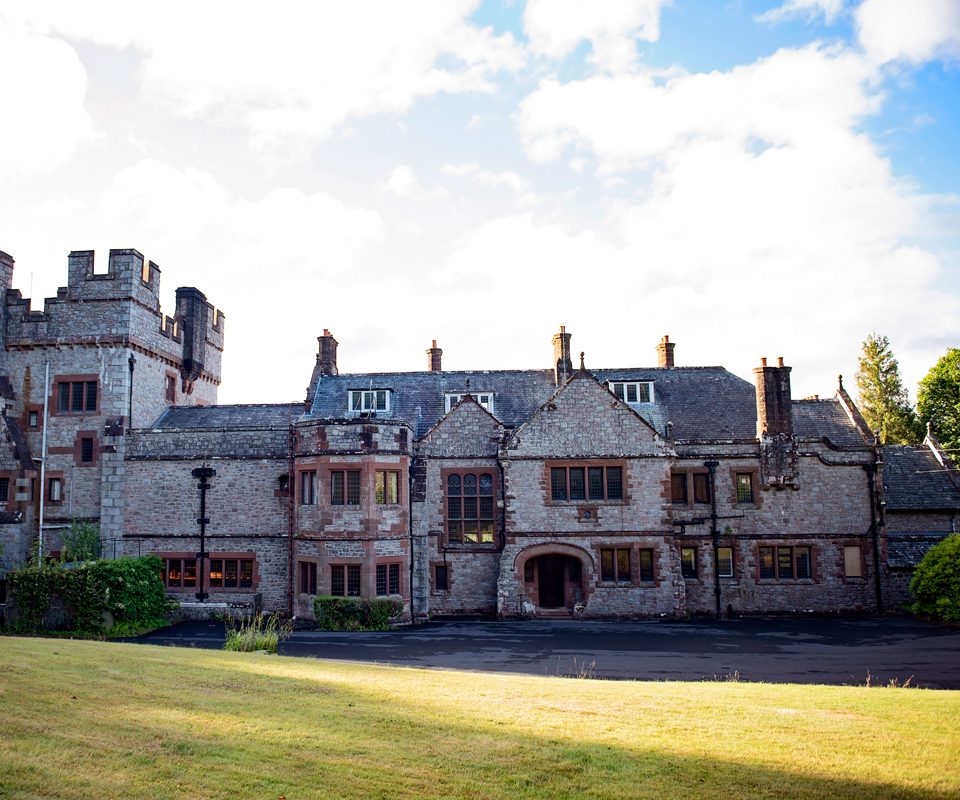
xmin=2 ymin=248 xmax=224 ymax=390
xmin=66 ymin=249 xmax=161 ymax=308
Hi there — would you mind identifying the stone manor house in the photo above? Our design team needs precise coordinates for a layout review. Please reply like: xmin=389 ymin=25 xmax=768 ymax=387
xmin=1 ymin=248 xmax=958 ymax=621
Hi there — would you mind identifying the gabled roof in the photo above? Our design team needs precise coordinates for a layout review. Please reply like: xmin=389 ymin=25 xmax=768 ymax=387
xmin=593 ymin=367 xmax=756 ymax=440
xmin=304 ymin=365 xmax=867 ymax=445
xmin=150 ymin=403 xmax=303 ymax=430
xmin=793 ymin=399 xmax=870 ymax=447
xmin=306 ymin=370 xmax=556 ymax=438
xmin=504 ymin=370 xmax=665 ymax=458
xmin=883 ymin=444 xmax=960 ymax=511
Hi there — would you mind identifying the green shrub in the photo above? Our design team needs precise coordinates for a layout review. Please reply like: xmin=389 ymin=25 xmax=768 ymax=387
xmin=224 ymin=613 xmax=293 ymax=653
xmin=363 ymin=597 xmax=403 ymax=628
xmin=911 ymin=534 xmax=960 ymax=623
xmin=314 ymin=596 xmax=363 ymax=630
xmin=313 ymin=596 xmax=403 ymax=631
xmin=6 ymin=556 xmax=169 ymax=634
xmin=60 ymin=520 xmax=101 ymax=562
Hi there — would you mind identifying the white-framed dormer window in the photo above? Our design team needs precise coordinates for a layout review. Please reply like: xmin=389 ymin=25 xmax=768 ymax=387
xmin=350 ymin=389 xmax=391 ymax=414
xmin=445 ymin=392 xmax=494 ymax=414
xmin=608 ymin=381 xmax=653 ymax=404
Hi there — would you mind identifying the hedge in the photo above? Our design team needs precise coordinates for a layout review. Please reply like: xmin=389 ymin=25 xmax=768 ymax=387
xmin=313 ymin=596 xmax=403 ymax=631
xmin=7 ymin=556 xmax=170 ymax=634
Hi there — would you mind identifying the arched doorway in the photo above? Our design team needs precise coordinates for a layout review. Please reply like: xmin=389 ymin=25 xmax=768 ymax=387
xmin=521 ymin=549 xmax=588 ymax=611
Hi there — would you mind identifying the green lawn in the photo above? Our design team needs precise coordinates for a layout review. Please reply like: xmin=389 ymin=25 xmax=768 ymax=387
xmin=0 ymin=637 xmax=957 ymax=800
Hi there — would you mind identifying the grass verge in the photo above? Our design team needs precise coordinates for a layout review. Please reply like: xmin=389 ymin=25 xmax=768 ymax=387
xmin=1 ymin=636 xmax=958 ymax=799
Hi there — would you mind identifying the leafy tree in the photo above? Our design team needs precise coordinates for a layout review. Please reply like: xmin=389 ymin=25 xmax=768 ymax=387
xmin=855 ymin=333 xmax=921 ymax=444
xmin=910 ymin=534 xmax=960 ymax=623
xmin=917 ymin=348 xmax=960 ymax=453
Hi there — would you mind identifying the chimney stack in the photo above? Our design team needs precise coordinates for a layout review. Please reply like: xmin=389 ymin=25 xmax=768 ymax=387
xmin=305 ymin=329 xmax=339 ymax=408
xmin=754 ymin=356 xmax=793 ymax=438
xmin=318 ymin=329 xmax=338 ymax=377
xmin=656 ymin=335 xmax=675 ymax=368
xmin=427 ymin=339 xmax=442 ymax=372
xmin=552 ymin=325 xmax=573 ymax=385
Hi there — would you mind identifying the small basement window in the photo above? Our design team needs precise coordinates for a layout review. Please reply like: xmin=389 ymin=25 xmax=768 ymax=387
xmin=608 ymin=381 xmax=653 ymax=404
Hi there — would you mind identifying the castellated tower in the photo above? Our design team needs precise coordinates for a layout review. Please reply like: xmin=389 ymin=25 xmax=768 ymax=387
xmin=0 ymin=248 xmax=224 ymax=567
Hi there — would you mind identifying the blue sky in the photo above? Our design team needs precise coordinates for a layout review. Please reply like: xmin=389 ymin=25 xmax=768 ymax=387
xmin=0 ymin=0 xmax=957 ymax=405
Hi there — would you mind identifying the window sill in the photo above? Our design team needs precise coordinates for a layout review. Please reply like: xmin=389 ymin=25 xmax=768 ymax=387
xmin=550 ymin=500 xmax=627 ymax=507
xmin=597 ymin=581 xmax=634 ymax=588
xmin=756 ymin=579 xmax=816 ymax=585
xmin=445 ymin=542 xmax=497 ymax=550
xmin=165 ymin=587 xmax=258 ymax=593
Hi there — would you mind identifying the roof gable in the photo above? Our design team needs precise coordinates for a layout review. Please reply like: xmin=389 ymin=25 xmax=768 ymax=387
xmin=505 ymin=372 xmax=669 ymax=458
xmin=419 ymin=395 xmax=503 ymax=458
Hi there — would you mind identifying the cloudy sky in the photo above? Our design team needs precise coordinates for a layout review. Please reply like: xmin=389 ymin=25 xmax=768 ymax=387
xmin=1 ymin=0 xmax=958 ymax=406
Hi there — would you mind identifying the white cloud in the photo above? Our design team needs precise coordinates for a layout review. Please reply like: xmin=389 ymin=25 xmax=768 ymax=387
xmin=443 ymin=163 xmax=529 ymax=193
xmin=0 ymin=24 xmax=93 ymax=179
xmin=523 ymin=0 xmax=669 ymax=72
xmin=756 ymin=0 xmax=844 ymax=25
xmin=4 ymin=0 xmax=525 ymax=162
xmin=856 ymin=0 xmax=960 ymax=64
xmin=518 ymin=45 xmax=878 ymax=170
xmin=381 ymin=166 xmax=448 ymax=201
xmin=509 ymin=40 xmax=959 ymax=394
xmin=0 ymin=159 xmax=384 ymax=403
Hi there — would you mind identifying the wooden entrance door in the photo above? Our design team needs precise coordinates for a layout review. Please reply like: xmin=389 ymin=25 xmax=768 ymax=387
xmin=537 ymin=555 xmax=566 ymax=608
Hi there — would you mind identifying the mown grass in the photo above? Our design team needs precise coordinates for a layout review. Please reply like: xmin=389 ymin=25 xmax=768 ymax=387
xmin=0 ymin=637 xmax=957 ymax=800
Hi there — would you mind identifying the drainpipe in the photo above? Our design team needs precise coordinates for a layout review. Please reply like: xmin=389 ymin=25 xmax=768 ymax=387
xmin=286 ymin=423 xmax=296 ymax=617
xmin=496 ymin=459 xmax=507 ymax=551
xmin=127 ymin=353 xmax=136 ymax=430
xmin=705 ymin=460 xmax=721 ymax=620
xmin=864 ymin=463 xmax=883 ymax=613
xmin=408 ymin=454 xmax=416 ymax=625
xmin=38 ymin=362 xmax=50 ymax=561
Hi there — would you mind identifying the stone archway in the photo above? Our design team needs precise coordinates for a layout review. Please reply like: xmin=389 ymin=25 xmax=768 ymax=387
xmin=514 ymin=543 xmax=593 ymax=614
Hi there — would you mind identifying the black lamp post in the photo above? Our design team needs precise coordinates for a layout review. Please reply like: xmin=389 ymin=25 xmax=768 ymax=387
xmin=192 ymin=464 xmax=216 ymax=602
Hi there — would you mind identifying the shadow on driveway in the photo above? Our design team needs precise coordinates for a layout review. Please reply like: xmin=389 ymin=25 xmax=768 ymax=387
xmin=126 ymin=615 xmax=960 ymax=688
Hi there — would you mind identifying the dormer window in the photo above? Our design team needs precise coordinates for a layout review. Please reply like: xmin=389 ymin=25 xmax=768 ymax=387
xmin=608 ymin=381 xmax=653 ymax=404
xmin=445 ymin=392 xmax=494 ymax=414
xmin=350 ymin=389 xmax=390 ymax=414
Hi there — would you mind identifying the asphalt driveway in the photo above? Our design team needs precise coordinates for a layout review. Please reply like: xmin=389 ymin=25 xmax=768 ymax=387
xmin=128 ymin=614 xmax=960 ymax=688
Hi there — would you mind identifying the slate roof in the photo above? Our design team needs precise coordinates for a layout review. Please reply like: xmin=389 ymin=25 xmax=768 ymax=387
xmin=886 ymin=533 xmax=953 ymax=569
xmin=592 ymin=367 xmax=756 ymax=440
xmin=883 ymin=445 xmax=960 ymax=511
xmin=151 ymin=403 xmax=303 ymax=430
xmin=307 ymin=370 xmax=557 ymax=438
xmin=305 ymin=366 xmax=867 ymax=445
xmin=792 ymin=399 xmax=868 ymax=447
